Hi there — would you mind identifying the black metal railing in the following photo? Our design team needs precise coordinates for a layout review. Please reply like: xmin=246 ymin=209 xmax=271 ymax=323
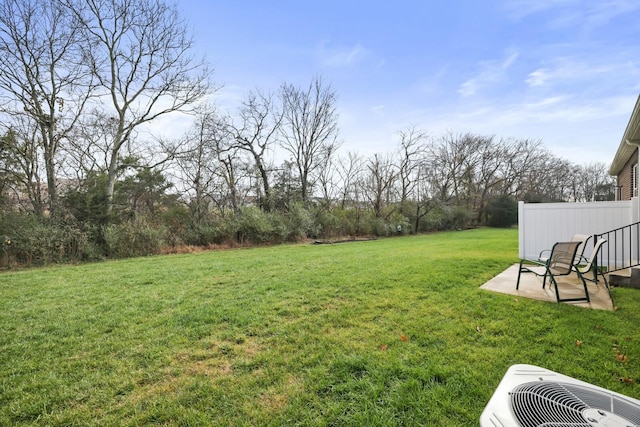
xmin=595 ymin=221 xmax=640 ymax=273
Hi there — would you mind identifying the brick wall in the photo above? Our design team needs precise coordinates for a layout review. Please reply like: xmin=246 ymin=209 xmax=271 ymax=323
xmin=617 ymin=149 xmax=639 ymax=200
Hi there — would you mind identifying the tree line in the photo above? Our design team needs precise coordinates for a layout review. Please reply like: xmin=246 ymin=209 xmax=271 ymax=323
xmin=0 ymin=0 xmax=615 ymax=265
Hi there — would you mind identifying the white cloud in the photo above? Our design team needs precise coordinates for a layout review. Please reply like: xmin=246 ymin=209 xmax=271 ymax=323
xmin=502 ymin=51 xmax=520 ymax=69
xmin=525 ymin=69 xmax=549 ymax=87
xmin=458 ymin=79 xmax=479 ymax=97
xmin=501 ymin=0 xmax=578 ymax=20
xmin=502 ymin=0 xmax=640 ymax=33
xmin=457 ymin=50 xmax=519 ymax=97
xmin=525 ymin=57 xmax=627 ymax=88
xmin=585 ymin=1 xmax=640 ymax=28
xmin=316 ymin=42 xmax=372 ymax=67
xmin=523 ymin=96 xmax=569 ymax=109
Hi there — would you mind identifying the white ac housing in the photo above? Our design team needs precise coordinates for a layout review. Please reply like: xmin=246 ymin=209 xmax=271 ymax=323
xmin=480 ymin=364 xmax=640 ymax=427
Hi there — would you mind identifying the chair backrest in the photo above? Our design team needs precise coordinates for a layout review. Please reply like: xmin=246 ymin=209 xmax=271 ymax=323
xmin=548 ymin=241 xmax=581 ymax=275
xmin=582 ymin=238 xmax=607 ymax=270
xmin=570 ymin=234 xmax=591 ymax=259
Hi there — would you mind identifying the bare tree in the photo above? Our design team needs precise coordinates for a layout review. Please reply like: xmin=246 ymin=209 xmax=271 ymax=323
xmin=63 ymin=108 xmax=120 ymax=183
xmin=493 ymin=138 xmax=546 ymax=200
xmin=227 ymin=90 xmax=282 ymax=210
xmin=467 ymin=135 xmax=502 ymax=223
xmin=171 ymin=105 xmax=220 ymax=226
xmin=517 ymin=150 xmax=574 ymax=202
xmin=425 ymin=132 xmax=472 ymax=203
xmin=0 ymin=130 xmax=19 ymax=208
xmin=316 ymin=144 xmax=340 ymax=205
xmin=336 ymin=151 xmax=364 ymax=210
xmin=0 ymin=0 xmax=94 ymax=217
xmin=0 ymin=123 xmax=44 ymax=213
xmin=573 ymin=162 xmax=615 ymax=202
xmin=396 ymin=126 xmax=428 ymax=204
xmin=412 ymin=162 xmax=438 ymax=232
xmin=279 ymin=76 xmax=340 ymax=203
xmin=68 ymin=0 xmax=210 ymax=220
xmin=210 ymin=119 xmax=248 ymax=213
xmin=364 ymin=153 xmax=397 ymax=218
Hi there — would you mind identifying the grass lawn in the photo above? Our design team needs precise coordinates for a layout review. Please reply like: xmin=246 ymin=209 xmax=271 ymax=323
xmin=1 ymin=228 xmax=639 ymax=426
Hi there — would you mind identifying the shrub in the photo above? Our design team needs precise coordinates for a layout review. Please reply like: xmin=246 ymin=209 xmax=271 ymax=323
xmin=281 ymin=203 xmax=317 ymax=241
xmin=314 ymin=206 xmax=362 ymax=238
xmin=0 ymin=212 xmax=99 ymax=265
xmin=387 ymin=211 xmax=410 ymax=235
xmin=103 ymin=216 xmax=168 ymax=258
xmin=448 ymin=205 xmax=474 ymax=230
xmin=362 ymin=215 xmax=392 ymax=237
xmin=312 ymin=206 xmax=338 ymax=239
xmin=234 ymin=207 xmax=274 ymax=244
xmin=423 ymin=203 xmax=449 ymax=231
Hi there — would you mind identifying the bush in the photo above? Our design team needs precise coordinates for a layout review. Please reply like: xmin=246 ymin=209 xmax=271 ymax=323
xmin=312 ymin=206 xmax=339 ymax=239
xmin=314 ymin=207 xmax=362 ymax=238
xmin=281 ymin=203 xmax=317 ymax=241
xmin=103 ymin=216 xmax=168 ymax=258
xmin=0 ymin=212 xmax=99 ymax=265
xmin=423 ymin=203 xmax=449 ymax=231
xmin=448 ymin=205 xmax=474 ymax=229
xmin=181 ymin=225 xmax=222 ymax=246
xmin=234 ymin=207 xmax=275 ymax=244
xmin=387 ymin=211 xmax=410 ymax=235
xmin=420 ymin=203 xmax=474 ymax=231
xmin=362 ymin=215 xmax=391 ymax=237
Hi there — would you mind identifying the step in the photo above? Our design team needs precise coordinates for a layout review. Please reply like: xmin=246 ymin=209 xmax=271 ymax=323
xmin=608 ymin=268 xmax=640 ymax=289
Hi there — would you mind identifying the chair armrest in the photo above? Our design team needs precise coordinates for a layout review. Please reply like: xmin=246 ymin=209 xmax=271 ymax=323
xmin=519 ymin=258 xmax=548 ymax=268
xmin=537 ymin=249 xmax=551 ymax=262
xmin=574 ymin=255 xmax=588 ymax=266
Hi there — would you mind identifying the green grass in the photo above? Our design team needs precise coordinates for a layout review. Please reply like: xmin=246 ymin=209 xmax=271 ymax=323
xmin=1 ymin=228 xmax=639 ymax=426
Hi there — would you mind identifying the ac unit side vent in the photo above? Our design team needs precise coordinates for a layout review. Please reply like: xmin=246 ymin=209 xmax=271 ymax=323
xmin=481 ymin=365 xmax=640 ymax=427
xmin=510 ymin=381 xmax=640 ymax=427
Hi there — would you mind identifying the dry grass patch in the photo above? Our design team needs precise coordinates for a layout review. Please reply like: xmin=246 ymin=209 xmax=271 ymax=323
xmin=260 ymin=375 xmax=304 ymax=409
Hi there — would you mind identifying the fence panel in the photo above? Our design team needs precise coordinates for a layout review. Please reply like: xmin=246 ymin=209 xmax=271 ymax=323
xmin=518 ymin=200 xmax=637 ymax=263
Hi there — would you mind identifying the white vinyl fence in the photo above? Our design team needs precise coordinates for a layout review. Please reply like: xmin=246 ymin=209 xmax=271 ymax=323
xmin=518 ymin=199 xmax=640 ymax=264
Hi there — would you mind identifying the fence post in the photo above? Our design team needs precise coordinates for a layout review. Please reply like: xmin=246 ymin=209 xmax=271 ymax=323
xmin=518 ymin=201 xmax=525 ymax=259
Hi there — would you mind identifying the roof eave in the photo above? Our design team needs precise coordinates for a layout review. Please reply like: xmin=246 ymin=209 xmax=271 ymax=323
xmin=610 ymin=95 xmax=640 ymax=176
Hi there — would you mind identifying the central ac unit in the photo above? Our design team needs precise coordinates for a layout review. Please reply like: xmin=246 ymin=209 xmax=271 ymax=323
xmin=480 ymin=364 xmax=640 ymax=427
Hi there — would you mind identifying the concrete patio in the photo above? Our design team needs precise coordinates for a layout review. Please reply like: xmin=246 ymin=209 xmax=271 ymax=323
xmin=481 ymin=264 xmax=614 ymax=310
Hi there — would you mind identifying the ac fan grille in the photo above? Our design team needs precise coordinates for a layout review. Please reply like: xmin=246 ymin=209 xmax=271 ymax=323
xmin=510 ymin=381 xmax=640 ymax=427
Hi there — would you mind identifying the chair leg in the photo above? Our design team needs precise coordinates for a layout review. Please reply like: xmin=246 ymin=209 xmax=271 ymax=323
xmin=516 ymin=261 xmax=524 ymax=290
xmin=552 ymin=269 xmax=590 ymax=303
xmin=585 ymin=266 xmax=612 ymax=305
xmin=575 ymin=270 xmax=590 ymax=303
xmin=549 ymin=273 xmax=561 ymax=302
xmin=598 ymin=269 xmax=613 ymax=304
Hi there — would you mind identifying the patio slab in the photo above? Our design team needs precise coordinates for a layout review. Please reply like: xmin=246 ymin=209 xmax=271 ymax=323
xmin=480 ymin=264 xmax=614 ymax=311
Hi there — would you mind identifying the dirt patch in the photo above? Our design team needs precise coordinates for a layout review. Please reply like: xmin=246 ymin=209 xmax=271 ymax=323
xmin=312 ymin=237 xmax=377 ymax=245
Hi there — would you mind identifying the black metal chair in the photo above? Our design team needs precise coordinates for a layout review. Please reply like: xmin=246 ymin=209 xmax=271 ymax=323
xmin=517 ymin=241 xmax=589 ymax=303
xmin=537 ymin=233 xmax=590 ymax=265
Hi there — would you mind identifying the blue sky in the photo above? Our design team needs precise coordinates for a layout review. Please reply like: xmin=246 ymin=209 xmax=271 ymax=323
xmin=176 ymin=0 xmax=640 ymax=165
